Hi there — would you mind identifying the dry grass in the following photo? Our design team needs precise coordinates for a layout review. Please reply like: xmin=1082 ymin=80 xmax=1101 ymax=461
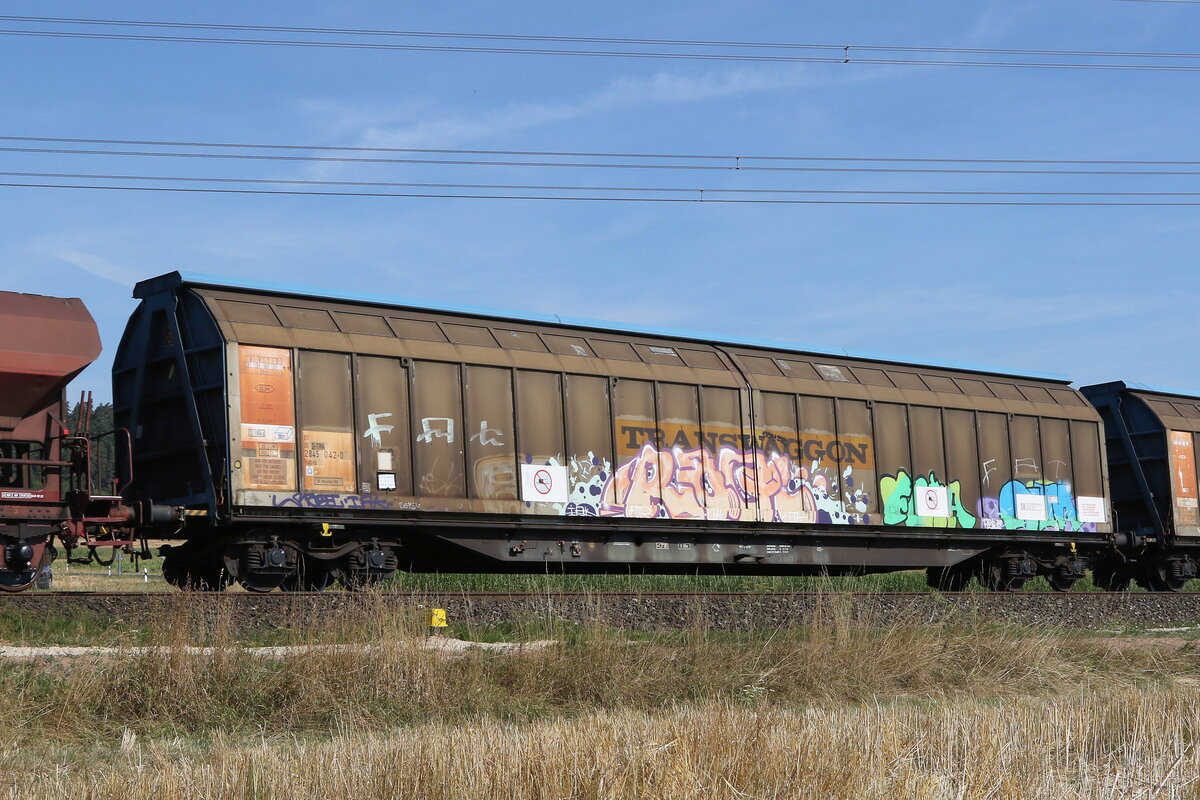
xmin=7 ymin=692 xmax=1200 ymax=799
xmin=4 ymin=594 xmax=1189 ymax=736
xmin=0 ymin=594 xmax=1196 ymax=798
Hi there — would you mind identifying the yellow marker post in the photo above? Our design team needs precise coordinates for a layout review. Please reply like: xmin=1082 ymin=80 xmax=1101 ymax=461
xmin=429 ymin=608 xmax=448 ymax=635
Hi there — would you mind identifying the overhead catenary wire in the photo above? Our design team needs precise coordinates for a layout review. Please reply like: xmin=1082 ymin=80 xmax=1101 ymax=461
xmin=2 ymin=15 xmax=1200 ymax=59
xmin=5 ymin=135 xmax=1200 ymax=167
xmin=5 ymin=181 xmax=1200 ymax=204
xmin=0 ymin=25 xmax=1199 ymax=70
xmin=7 ymin=170 xmax=1200 ymax=197
xmin=8 ymin=145 xmax=1200 ymax=175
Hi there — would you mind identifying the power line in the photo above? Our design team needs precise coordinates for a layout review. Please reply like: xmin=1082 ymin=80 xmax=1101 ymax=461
xmin=5 ymin=181 xmax=1200 ymax=204
xmin=0 ymin=26 xmax=1199 ymax=70
xmin=6 ymin=144 xmax=1200 ymax=175
xmin=9 ymin=169 xmax=1200 ymax=196
xmin=4 ymin=135 xmax=1200 ymax=167
xmin=3 ymin=15 xmax=1200 ymax=59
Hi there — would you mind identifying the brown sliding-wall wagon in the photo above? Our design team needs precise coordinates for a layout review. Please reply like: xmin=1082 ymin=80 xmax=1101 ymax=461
xmin=113 ymin=272 xmax=1114 ymax=592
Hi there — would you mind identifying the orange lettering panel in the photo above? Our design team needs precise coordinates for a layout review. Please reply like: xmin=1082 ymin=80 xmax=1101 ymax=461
xmin=302 ymin=430 xmax=355 ymax=493
xmin=239 ymin=346 xmax=296 ymax=491
xmin=1170 ymin=430 xmax=1199 ymax=527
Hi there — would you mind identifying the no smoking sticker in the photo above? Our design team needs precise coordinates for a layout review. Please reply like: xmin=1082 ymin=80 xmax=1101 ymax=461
xmin=917 ymin=485 xmax=951 ymax=518
xmin=521 ymin=464 xmax=568 ymax=503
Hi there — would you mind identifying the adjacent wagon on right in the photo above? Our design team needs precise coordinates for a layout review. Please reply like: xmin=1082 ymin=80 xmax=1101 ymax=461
xmin=1081 ymin=381 xmax=1200 ymax=590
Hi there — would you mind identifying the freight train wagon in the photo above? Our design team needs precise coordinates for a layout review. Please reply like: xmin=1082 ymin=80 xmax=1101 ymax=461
xmin=114 ymin=272 xmax=1113 ymax=592
xmin=0 ymin=290 xmax=103 ymax=589
xmin=1082 ymin=382 xmax=1200 ymax=591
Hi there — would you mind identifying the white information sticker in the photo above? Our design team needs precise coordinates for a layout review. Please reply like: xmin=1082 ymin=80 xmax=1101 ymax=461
xmin=1015 ymin=494 xmax=1048 ymax=521
xmin=1076 ymin=496 xmax=1107 ymax=524
xmin=241 ymin=423 xmax=295 ymax=443
xmin=377 ymin=451 xmax=393 ymax=471
xmin=377 ymin=472 xmax=397 ymax=491
xmin=520 ymin=463 xmax=569 ymax=503
xmin=915 ymin=485 xmax=950 ymax=518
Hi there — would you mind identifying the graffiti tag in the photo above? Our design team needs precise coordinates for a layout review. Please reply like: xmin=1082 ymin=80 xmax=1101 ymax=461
xmin=270 ymin=492 xmax=393 ymax=510
xmin=585 ymin=443 xmax=871 ymax=525
xmin=363 ymin=413 xmax=394 ymax=448
xmin=879 ymin=469 xmax=977 ymax=529
xmin=416 ymin=418 xmax=455 ymax=444
xmin=618 ymin=426 xmax=870 ymax=466
xmin=470 ymin=420 xmax=504 ymax=446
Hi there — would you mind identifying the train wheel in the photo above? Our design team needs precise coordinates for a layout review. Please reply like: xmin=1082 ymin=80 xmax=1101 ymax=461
xmin=227 ymin=540 xmax=295 ymax=593
xmin=239 ymin=574 xmax=286 ymax=593
xmin=335 ymin=569 xmax=388 ymax=592
xmin=0 ymin=570 xmax=37 ymax=592
xmin=1137 ymin=565 xmax=1188 ymax=593
xmin=926 ymin=566 xmax=971 ymax=591
xmin=1046 ymin=558 xmax=1086 ymax=593
xmin=982 ymin=561 xmax=1027 ymax=592
xmin=281 ymin=560 xmax=333 ymax=592
xmin=0 ymin=541 xmax=46 ymax=592
xmin=336 ymin=544 xmax=397 ymax=590
xmin=1046 ymin=570 xmax=1078 ymax=593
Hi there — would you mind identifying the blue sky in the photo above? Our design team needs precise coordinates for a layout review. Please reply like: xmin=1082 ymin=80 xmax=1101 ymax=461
xmin=1 ymin=0 xmax=1198 ymax=401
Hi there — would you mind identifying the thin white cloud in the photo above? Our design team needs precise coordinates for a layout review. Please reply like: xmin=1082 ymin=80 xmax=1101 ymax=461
xmin=348 ymin=66 xmax=814 ymax=150
xmin=47 ymin=249 xmax=141 ymax=287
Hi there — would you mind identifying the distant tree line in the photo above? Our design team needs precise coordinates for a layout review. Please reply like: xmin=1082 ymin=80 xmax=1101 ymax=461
xmin=63 ymin=401 xmax=117 ymax=493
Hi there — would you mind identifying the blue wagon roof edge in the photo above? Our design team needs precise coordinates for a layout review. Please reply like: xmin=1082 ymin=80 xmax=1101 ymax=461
xmin=1082 ymin=380 xmax=1200 ymax=401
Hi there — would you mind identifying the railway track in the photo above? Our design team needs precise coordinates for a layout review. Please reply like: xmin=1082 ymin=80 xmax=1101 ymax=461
xmin=7 ymin=589 xmax=1200 ymax=631
xmin=14 ymin=589 xmax=1200 ymax=598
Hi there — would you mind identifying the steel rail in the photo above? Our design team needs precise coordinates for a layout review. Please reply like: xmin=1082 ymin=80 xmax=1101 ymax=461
xmin=11 ymin=590 xmax=1196 ymax=598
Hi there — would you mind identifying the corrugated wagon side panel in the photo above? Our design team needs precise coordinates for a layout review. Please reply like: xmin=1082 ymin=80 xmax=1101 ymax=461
xmin=909 ymin=406 xmax=951 ymax=524
xmin=977 ymin=411 xmax=1013 ymax=521
xmin=355 ymin=356 xmax=412 ymax=497
xmin=410 ymin=361 xmax=466 ymax=507
xmin=943 ymin=408 xmax=981 ymax=527
xmin=464 ymin=365 xmax=519 ymax=514
xmin=797 ymin=395 xmax=842 ymax=524
xmin=873 ymin=402 xmax=912 ymax=527
xmin=563 ymin=373 xmax=614 ymax=516
xmin=699 ymin=385 xmax=751 ymax=522
xmin=298 ymin=351 xmax=356 ymax=495
xmin=515 ymin=370 xmax=566 ymax=515
xmin=610 ymin=378 xmax=660 ymax=519
xmin=758 ymin=392 xmax=811 ymax=524
xmin=654 ymin=382 xmax=707 ymax=521
xmin=836 ymin=399 xmax=876 ymax=523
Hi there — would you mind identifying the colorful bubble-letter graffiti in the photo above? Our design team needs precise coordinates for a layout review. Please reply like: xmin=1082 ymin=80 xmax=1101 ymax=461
xmin=879 ymin=469 xmax=977 ymax=529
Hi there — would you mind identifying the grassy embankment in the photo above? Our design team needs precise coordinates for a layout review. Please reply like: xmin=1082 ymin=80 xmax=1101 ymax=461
xmin=0 ymin=593 xmax=1196 ymax=797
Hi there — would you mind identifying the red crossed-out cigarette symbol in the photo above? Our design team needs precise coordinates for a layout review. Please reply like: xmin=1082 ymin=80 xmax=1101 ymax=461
xmin=534 ymin=469 xmax=553 ymax=495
